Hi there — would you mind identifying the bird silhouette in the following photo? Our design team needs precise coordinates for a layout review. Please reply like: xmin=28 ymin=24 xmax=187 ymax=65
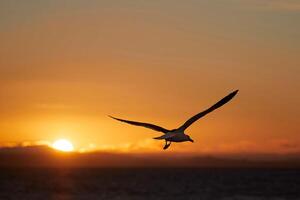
xmin=110 ymin=90 xmax=238 ymax=150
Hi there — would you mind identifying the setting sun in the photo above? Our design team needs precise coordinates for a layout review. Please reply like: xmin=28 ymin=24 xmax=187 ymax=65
xmin=52 ymin=139 xmax=74 ymax=152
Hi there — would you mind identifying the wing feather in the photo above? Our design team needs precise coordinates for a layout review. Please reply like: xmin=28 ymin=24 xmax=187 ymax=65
xmin=178 ymin=90 xmax=238 ymax=131
xmin=109 ymin=116 xmax=169 ymax=133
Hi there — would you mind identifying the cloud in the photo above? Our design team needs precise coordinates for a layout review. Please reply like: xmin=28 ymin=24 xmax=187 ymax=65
xmin=274 ymin=139 xmax=298 ymax=149
xmin=235 ymin=0 xmax=300 ymax=12
xmin=0 ymin=140 xmax=51 ymax=148
xmin=92 ymin=139 xmax=162 ymax=153
xmin=208 ymin=139 xmax=300 ymax=154
xmin=1 ymin=138 xmax=299 ymax=155
xmin=0 ymin=139 xmax=176 ymax=154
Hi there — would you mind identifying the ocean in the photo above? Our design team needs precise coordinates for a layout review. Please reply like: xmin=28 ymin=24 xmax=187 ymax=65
xmin=0 ymin=168 xmax=299 ymax=200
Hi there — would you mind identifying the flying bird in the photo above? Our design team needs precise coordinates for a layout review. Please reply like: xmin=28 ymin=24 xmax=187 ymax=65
xmin=110 ymin=90 xmax=238 ymax=150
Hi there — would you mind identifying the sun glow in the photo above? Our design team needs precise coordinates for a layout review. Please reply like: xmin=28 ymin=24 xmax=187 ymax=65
xmin=52 ymin=139 xmax=74 ymax=152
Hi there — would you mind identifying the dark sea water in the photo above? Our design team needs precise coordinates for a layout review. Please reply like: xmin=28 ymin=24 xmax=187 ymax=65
xmin=0 ymin=168 xmax=299 ymax=200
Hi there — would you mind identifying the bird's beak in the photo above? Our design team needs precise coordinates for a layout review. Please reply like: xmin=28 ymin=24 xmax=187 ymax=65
xmin=189 ymin=139 xmax=194 ymax=143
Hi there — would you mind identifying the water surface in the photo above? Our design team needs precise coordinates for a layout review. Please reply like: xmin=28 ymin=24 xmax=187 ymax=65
xmin=0 ymin=168 xmax=299 ymax=200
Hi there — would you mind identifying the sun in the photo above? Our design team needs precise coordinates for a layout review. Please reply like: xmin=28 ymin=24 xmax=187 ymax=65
xmin=52 ymin=139 xmax=74 ymax=152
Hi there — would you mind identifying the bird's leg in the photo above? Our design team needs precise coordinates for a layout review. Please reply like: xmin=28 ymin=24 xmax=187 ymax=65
xmin=163 ymin=140 xmax=171 ymax=150
xmin=163 ymin=140 xmax=167 ymax=149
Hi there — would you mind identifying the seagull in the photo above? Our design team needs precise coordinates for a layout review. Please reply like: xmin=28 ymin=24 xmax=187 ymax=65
xmin=110 ymin=90 xmax=238 ymax=150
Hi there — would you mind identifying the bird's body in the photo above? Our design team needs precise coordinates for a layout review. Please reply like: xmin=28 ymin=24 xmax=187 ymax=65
xmin=154 ymin=130 xmax=190 ymax=142
xmin=165 ymin=132 xmax=188 ymax=143
xmin=110 ymin=90 xmax=238 ymax=150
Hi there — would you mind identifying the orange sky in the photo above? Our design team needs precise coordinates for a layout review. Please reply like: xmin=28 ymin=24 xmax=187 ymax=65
xmin=0 ymin=1 xmax=299 ymax=155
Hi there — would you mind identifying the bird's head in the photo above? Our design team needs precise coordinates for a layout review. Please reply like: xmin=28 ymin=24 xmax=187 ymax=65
xmin=186 ymin=135 xmax=194 ymax=143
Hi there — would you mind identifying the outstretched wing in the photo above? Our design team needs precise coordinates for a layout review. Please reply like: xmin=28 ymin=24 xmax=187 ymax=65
xmin=178 ymin=90 xmax=238 ymax=131
xmin=109 ymin=116 xmax=170 ymax=133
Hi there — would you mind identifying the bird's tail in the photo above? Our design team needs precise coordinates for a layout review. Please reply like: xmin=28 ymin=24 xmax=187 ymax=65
xmin=153 ymin=135 xmax=166 ymax=140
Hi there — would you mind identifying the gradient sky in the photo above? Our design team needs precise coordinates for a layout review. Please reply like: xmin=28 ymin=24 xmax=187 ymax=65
xmin=0 ymin=0 xmax=299 ymax=154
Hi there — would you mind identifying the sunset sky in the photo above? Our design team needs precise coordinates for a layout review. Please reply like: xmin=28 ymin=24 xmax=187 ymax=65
xmin=0 ymin=0 xmax=299 ymax=155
